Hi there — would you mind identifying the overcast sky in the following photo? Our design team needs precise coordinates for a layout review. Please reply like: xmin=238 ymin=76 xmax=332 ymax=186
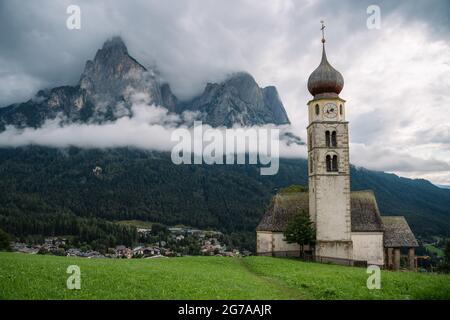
xmin=0 ymin=0 xmax=449 ymax=184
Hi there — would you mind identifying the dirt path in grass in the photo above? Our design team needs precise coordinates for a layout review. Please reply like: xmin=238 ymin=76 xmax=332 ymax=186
xmin=236 ymin=258 xmax=305 ymax=300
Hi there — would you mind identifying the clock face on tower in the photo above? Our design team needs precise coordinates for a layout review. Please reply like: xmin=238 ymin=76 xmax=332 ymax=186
xmin=324 ymin=103 xmax=338 ymax=118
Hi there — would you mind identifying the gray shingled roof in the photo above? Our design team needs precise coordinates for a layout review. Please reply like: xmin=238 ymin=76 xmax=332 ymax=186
xmin=257 ymin=189 xmax=418 ymax=248
xmin=350 ymin=191 xmax=384 ymax=232
xmin=256 ymin=190 xmax=384 ymax=233
xmin=381 ymin=216 xmax=419 ymax=248
xmin=256 ymin=191 xmax=309 ymax=232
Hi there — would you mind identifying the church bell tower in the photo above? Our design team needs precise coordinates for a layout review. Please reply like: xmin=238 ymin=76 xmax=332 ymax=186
xmin=307 ymin=22 xmax=353 ymax=262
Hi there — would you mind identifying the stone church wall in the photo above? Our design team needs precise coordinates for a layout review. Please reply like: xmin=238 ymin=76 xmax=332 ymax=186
xmin=256 ymin=231 xmax=273 ymax=254
xmin=272 ymin=232 xmax=301 ymax=252
xmin=256 ymin=231 xmax=301 ymax=255
xmin=351 ymin=232 xmax=384 ymax=265
xmin=315 ymin=240 xmax=353 ymax=261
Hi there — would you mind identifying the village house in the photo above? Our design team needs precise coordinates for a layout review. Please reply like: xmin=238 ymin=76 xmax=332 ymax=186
xmin=66 ymin=248 xmax=83 ymax=257
xmin=133 ymin=246 xmax=145 ymax=256
xmin=168 ymin=227 xmax=184 ymax=234
xmin=11 ymin=242 xmax=40 ymax=254
xmin=137 ymin=228 xmax=151 ymax=235
xmin=143 ymin=246 xmax=160 ymax=256
xmin=86 ymin=251 xmax=105 ymax=259
xmin=116 ymin=245 xmax=133 ymax=259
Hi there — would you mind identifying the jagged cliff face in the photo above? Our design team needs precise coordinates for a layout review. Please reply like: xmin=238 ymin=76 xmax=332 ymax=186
xmin=0 ymin=37 xmax=289 ymax=130
xmin=79 ymin=37 xmax=163 ymax=107
xmin=181 ymin=72 xmax=290 ymax=127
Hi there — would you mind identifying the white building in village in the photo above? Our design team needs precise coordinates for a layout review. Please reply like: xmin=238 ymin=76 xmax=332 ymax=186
xmin=256 ymin=26 xmax=418 ymax=270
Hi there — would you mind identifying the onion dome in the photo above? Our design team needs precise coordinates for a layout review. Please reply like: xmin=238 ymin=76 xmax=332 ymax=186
xmin=307 ymin=28 xmax=344 ymax=98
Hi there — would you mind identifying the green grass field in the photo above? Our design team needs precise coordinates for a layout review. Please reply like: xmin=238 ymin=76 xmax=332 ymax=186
xmin=1 ymin=252 xmax=449 ymax=300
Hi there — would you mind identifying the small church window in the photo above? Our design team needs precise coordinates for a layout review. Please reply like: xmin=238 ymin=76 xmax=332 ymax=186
xmin=326 ymin=155 xmax=332 ymax=172
xmin=310 ymin=158 xmax=313 ymax=173
xmin=325 ymin=131 xmax=330 ymax=147
xmin=332 ymin=155 xmax=338 ymax=172
xmin=331 ymin=131 xmax=337 ymax=147
xmin=315 ymin=104 xmax=320 ymax=115
xmin=326 ymin=154 xmax=338 ymax=172
xmin=340 ymin=104 xmax=343 ymax=115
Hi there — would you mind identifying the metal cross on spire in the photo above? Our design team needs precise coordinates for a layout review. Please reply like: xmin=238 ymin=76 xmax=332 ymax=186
xmin=320 ymin=20 xmax=326 ymax=43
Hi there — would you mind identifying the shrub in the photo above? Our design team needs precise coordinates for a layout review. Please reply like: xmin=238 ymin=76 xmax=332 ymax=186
xmin=0 ymin=228 xmax=11 ymax=251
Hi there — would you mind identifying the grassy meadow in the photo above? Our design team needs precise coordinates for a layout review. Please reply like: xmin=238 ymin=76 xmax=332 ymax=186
xmin=0 ymin=252 xmax=449 ymax=300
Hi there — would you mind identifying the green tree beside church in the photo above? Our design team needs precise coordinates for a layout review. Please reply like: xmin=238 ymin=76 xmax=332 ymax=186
xmin=284 ymin=210 xmax=315 ymax=257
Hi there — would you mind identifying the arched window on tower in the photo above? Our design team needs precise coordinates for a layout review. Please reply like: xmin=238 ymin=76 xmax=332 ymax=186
xmin=326 ymin=154 xmax=339 ymax=172
xmin=331 ymin=131 xmax=337 ymax=147
xmin=325 ymin=131 xmax=330 ymax=147
xmin=315 ymin=104 xmax=320 ymax=115
xmin=339 ymin=104 xmax=343 ymax=115
xmin=332 ymin=155 xmax=338 ymax=172
xmin=326 ymin=155 xmax=332 ymax=172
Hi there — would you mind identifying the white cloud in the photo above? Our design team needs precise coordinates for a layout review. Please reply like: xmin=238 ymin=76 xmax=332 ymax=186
xmin=0 ymin=105 xmax=175 ymax=150
xmin=0 ymin=97 xmax=305 ymax=163
xmin=350 ymin=143 xmax=450 ymax=172
xmin=341 ymin=18 xmax=450 ymax=184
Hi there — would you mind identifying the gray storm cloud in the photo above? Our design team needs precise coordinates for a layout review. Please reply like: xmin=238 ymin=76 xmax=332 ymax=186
xmin=1 ymin=0 xmax=449 ymax=106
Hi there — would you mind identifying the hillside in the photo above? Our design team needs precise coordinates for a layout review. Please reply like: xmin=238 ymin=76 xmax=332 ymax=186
xmin=1 ymin=252 xmax=449 ymax=299
xmin=0 ymin=147 xmax=449 ymax=242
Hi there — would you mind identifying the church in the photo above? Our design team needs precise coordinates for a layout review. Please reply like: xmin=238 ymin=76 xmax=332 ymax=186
xmin=256 ymin=26 xmax=418 ymax=270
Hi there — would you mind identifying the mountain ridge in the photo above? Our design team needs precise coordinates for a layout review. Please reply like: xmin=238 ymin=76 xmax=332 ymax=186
xmin=0 ymin=147 xmax=449 ymax=240
xmin=0 ymin=36 xmax=289 ymax=129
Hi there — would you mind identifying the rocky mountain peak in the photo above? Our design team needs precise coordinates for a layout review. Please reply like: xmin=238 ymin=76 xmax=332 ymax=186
xmin=225 ymin=71 xmax=256 ymax=86
xmin=101 ymin=36 xmax=128 ymax=54
xmin=181 ymin=71 xmax=290 ymax=127
xmin=79 ymin=36 xmax=163 ymax=107
xmin=223 ymin=72 xmax=261 ymax=105
xmin=0 ymin=37 xmax=289 ymax=130
xmin=87 ymin=36 xmax=137 ymax=75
